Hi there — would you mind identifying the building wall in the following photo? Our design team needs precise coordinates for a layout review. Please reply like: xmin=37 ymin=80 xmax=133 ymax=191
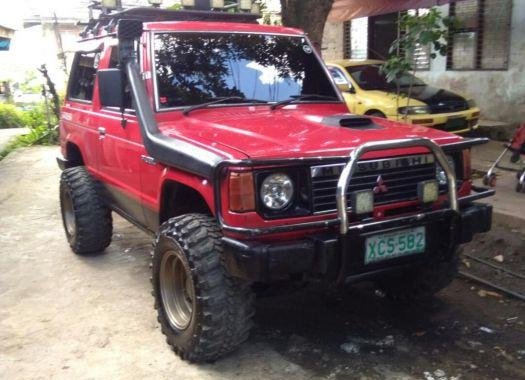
xmin=321 ymin=1 xmax=525 ymax=125
xmin=321 ymin=21 xmax=344 ymax=61
xmin=416 ymin=3 xmax=525 ymax=126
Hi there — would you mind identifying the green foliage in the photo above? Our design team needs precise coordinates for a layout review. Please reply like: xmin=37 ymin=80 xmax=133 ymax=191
xmin=0 ymin=103 xmax=27 ymax=129
xmin=19 ymin=71 xmax=43 ymax=94
xmin=22 ymin=103 xmax=53 ymax=128
xmin=382 ymin=9 xmax=456 ymax=83
xmin=0 ymin=101 xmax=58 ymax=160
xmin=381 ymin=9 xmax=457 ymax=117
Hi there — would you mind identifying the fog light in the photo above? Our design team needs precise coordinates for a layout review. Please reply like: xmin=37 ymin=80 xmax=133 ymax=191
xmin=418 ymin=180 xmax=439 ymax=204
xmin=351 ymin=190 xmax=374 ymax=215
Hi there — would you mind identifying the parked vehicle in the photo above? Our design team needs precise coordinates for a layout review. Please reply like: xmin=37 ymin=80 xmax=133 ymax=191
xmin=326 ymin=59 xmax=480 ymax=134
xmin=58 ymin=7 xmax=494 ymax=363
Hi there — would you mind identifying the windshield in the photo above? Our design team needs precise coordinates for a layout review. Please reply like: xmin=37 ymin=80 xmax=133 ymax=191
xmin=345 ymin=64 xmax=426 ymax=91
xmin=153 ymin=32 xmax=339 ymax=109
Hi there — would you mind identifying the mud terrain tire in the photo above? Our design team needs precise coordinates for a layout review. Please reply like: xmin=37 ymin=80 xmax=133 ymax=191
xmin=152 ymin=214 xmax=254 ymax=363
xmin=59 ymin=166 xmax=113 ymax=255
xmin=376 ymin=247 xmax=461 ymax=302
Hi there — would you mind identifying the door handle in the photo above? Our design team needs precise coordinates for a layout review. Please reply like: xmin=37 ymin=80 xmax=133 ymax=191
xmin=141 ymin=155 xmax=157 ymax=166
xmin=98 ymin=127 xmax=106 ymax=140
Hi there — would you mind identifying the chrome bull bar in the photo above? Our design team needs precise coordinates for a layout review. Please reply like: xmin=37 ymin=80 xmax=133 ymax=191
xmin=336 ymin=138 xmax=459 ymax=235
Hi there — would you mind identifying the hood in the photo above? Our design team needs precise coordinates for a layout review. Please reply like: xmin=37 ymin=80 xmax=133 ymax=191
xmin=157 ymin=104 xmax=462 ymax=160
xmin=397 ymin=85 xmax=468 ymax=113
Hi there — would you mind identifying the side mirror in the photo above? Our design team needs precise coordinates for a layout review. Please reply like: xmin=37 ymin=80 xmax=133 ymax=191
xmin=98 ymin=69 xmax=124 ymax=108
xmin=337 ymin=83 xmax=356 ymax=94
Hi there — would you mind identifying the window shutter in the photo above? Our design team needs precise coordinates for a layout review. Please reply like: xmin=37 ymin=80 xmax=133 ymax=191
xmin=447 ymin=0 xmax=512 ymax=71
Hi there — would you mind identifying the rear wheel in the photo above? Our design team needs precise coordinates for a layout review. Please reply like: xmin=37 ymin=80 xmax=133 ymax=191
xmin=59 ymin=166 xmax=112 ymax=255
xmin=152 ymin=214 xmax=254 ymax=362
xmin=375 ymin=247 xmax=461 ymax=302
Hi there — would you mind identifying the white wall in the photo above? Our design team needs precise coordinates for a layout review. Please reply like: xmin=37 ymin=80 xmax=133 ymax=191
xmin=415 ymin=3 xmax=525 ymax=126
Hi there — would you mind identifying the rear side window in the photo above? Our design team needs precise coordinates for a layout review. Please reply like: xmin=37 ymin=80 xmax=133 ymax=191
xmin=328 ymin=67 xmax=349 ymax=85
xmin=68 ymin=51 xmax=98 ymax=102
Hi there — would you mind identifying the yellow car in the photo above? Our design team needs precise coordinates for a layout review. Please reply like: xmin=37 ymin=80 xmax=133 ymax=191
xmin=326 ymin=59 xmax=480 ymax=134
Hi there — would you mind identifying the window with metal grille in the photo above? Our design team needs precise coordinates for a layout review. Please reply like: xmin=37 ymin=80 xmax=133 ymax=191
xmin=408 ymin=9 xmax=431 ymax=71
xmin=447 ymin=0 xmax=512 ymax=70
xmin=344 ymin=17 xmax=368 ymax=60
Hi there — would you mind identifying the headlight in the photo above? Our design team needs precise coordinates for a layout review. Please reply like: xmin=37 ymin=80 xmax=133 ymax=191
xmin=398 ymin=106 xmax=431 ymax=115
xmin=435 ymin=155 xmax=456 ymax=185
xmin=260 ymin=173 xmax=294 ymax=210
xmin=467 ymin=99 xmax=476 ymax=108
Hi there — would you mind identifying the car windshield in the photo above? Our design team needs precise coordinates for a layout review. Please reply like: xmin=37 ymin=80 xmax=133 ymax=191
xmin=345 ymin=64 xmax=426 ymax=91
xmin=153 ymin=32 xmax=339 ymax=109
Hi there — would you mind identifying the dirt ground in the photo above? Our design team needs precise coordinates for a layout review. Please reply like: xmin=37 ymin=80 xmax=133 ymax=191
xmin=1 ymin=146 xmax=524 ymax=380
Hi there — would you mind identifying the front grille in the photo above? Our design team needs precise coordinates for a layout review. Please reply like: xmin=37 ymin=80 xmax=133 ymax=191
xmin=429 ymin=101 xmax=468 ymax=114
xmin=434 ymin=117 xmax=468 ymax=132
xmin=310 ymin=154 xmax=437 ymax=213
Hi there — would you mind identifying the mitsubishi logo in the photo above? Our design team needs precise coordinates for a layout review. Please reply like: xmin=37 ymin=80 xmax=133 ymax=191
xmin=373 ymin=175 xmax=388 ymax=194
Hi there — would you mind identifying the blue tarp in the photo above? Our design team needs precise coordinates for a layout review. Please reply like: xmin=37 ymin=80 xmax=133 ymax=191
xmin=0 ymin=37 xmax=10 ymax=51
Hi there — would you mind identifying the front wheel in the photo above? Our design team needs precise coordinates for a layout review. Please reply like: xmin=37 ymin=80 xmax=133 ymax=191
xmin=152 ymin=214 xmax=254 ymax=362
xmin=375 ymin=247 xmax=461 ymax=302
xmin=59 ymin=166 xmax=112 ymax=255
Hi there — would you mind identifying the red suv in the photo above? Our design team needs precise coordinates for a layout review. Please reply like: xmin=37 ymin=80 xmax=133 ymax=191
xmin=57 ymin=7 xmax=494 ymax=362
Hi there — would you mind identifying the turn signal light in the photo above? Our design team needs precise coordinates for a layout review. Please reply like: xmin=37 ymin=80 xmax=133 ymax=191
xmin=229 ymin=172 xmax=255 ymax=212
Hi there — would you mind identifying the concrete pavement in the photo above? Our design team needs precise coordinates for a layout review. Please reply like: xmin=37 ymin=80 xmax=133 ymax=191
xmin=471 ymin=140 xmax=525 ymax=231
xmin=1 ymin=146 xmax=525 ymax=380
xmin=0 ymin=128 xmax=29 ymax=152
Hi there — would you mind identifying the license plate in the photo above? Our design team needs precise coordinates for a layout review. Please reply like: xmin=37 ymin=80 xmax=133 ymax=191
xmin=445 ymin=117 xmax=466 ymax=130
xmin=365 ymin=227 xmax=425 ymax=264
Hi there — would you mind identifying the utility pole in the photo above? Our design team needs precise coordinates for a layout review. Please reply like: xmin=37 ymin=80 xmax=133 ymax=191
xmin=53 ymin=11 xmax=68 ymax=75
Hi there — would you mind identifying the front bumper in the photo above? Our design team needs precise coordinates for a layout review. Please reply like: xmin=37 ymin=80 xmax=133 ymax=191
xmin=387 ymin=107 xmax=480 ymax=133
xmin=222 ymin=202 xmax=492 ymax=283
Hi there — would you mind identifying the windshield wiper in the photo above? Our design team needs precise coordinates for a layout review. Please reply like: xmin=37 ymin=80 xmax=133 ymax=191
xmin=270 ymin=94 xmax=339 ymax=110
xmin=183 ymin=96 xmax=268 ymax=116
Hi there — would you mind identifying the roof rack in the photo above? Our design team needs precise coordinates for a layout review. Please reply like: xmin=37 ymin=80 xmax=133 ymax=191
xmin=80 ymin=7 xmax=260 ymax=39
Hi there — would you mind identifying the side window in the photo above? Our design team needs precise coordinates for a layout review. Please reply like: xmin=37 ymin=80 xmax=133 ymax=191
xmin=68 ymin=51 xmax=98 ymax=102
xmin=328 ymin=67 xmax=349 ymax=86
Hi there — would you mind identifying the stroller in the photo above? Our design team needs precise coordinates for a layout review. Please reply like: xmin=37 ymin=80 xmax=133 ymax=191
xmin=483 ymin=123 xmax=525 ymax=193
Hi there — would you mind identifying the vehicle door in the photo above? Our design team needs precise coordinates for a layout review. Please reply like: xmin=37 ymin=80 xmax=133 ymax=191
xmin=62 ymin=49 xmax=102 ymax=173
xmin=93 ymin=43 xmax=149 ymax=229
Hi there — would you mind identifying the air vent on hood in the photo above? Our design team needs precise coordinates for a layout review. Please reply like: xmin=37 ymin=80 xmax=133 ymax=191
xmin=322 ymin=114 xmax=383 ymax=130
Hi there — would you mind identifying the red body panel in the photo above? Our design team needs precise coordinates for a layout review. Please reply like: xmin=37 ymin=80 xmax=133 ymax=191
xmin=156 ymin=104 xmax=462 ymax=160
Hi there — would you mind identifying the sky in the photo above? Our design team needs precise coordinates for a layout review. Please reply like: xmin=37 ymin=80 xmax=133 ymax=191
xmin=0 ymin=0 xmax=282 ymax=29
